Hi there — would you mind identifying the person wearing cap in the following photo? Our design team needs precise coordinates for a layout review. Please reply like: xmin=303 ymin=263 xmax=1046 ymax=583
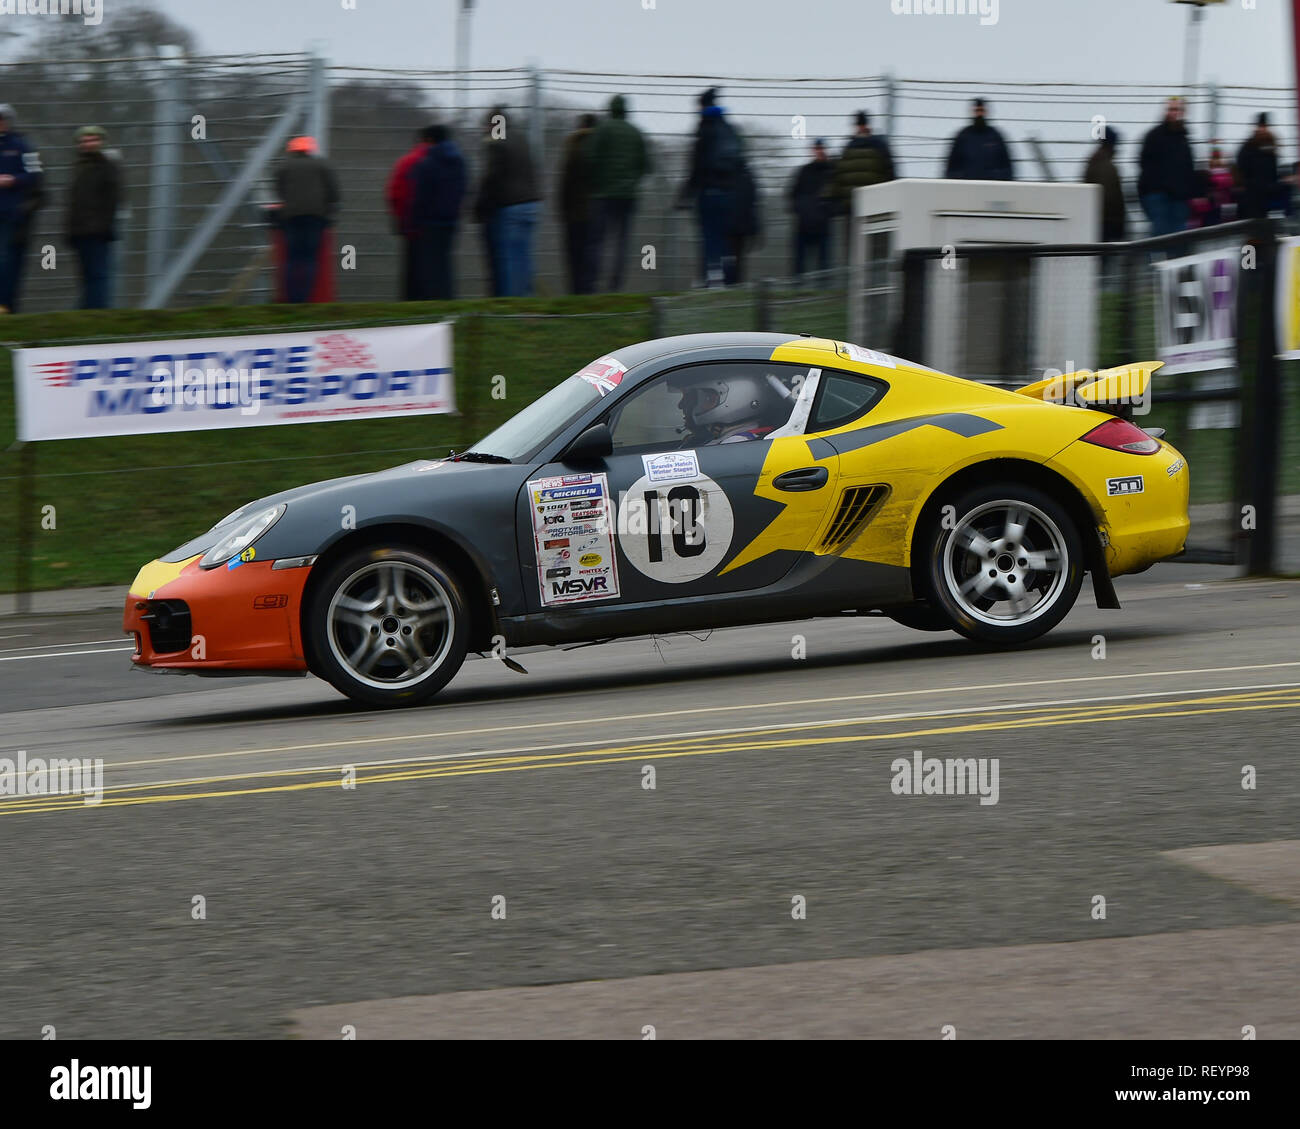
xmin=829 ymin=110 xmax=896 ymax=217
xmin=788 ymin=138 xmax=834 ymax=276
xmin=65 ymin=125 xmax=122 ymax=309
xmin=677 ymin=87 xmax=751 ymax=287
xmin=945 ymin=98 xmax=1014 ymax=181
xmin=1083 ymin=126 xmax=1126 ymax=242
xmin=1138 ymin=97 xmax=1195 ymax=236
xmin=0 ymin=102 xmax=41 ymax=313
xmin=1235 ymin=111 xmax=1280 ymax=221
xmin=274 ymin=135 xmax=340 ymax=303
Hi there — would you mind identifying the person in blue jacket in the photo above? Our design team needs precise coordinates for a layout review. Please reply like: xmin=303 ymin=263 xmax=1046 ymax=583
xmin=0 ymin=103 xmax=41 ymax=312
xmin=410 ymin=124 xmax=467 ymax=300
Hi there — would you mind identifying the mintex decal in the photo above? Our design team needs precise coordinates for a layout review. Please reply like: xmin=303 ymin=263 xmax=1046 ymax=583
xmin=641 ymin=449 xmax=701 ymax=483
xmin=527 ymin=472 xmax=620 ymax=605
xmin=1107 ymin=475 xmax=1144 ymax=496
xmin=575 ymin=356 xmax=627 ymax=396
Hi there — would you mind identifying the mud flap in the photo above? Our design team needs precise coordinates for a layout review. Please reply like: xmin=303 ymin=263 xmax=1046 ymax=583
xmin=1085 ymin=528 xmax=1121 ymax=609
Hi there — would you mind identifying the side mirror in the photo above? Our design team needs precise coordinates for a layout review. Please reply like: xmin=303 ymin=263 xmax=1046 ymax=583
xmin=560 ymin=422 xmax=613 ymax=464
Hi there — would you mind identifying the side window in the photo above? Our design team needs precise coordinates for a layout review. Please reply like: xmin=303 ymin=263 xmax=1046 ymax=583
xmin=809 ymin=370 xmax=887 ymax=433
xmin=608 ymin=363 xmax=812 ymax=453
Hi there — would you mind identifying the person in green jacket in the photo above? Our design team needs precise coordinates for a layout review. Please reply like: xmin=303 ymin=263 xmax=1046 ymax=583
xmin=589 ymin=94 xmax=651 ymax=291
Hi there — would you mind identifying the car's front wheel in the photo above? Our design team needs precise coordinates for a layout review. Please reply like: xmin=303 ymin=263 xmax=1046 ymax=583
xmin=305 ymin=546 xmax=469 ymax=708
xmin=921 ymin=483 xmax=1084 ymax=646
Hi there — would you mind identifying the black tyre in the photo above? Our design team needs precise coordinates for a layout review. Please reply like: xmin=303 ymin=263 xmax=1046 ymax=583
xmin=920 ymin=482 xmax=1084 ymax=646
xmin=304 ymin=545 xmax=469 ymax=708
xmin=885 ymin=603 xmax=954 ymax=632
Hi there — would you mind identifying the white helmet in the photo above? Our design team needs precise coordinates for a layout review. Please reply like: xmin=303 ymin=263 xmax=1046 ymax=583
xmin=676 ymin=374 xmax=774 ymax=432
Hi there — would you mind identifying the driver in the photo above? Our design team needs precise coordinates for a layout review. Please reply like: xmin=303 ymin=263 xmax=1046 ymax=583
xmin=675 ymin=373 xmax=783 ymax=445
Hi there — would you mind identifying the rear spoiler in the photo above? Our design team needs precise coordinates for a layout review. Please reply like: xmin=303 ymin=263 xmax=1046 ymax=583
xmin=1016 ymin=361 xmax=1161 ymax=419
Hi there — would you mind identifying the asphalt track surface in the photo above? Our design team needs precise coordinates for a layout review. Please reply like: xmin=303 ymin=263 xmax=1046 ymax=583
xmin=1 ymin=564 xmax=1298 ymax=1039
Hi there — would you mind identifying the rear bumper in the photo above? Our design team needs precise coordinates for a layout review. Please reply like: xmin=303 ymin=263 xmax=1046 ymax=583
xmin=123 ymin=553 xmax=312 ymax=672
xmin=1048 ymin=439 xmax=1191 ymax=578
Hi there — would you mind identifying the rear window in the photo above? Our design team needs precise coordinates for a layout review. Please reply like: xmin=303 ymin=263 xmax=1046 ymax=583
xmin=810 ymin=371 xmax=887 ymax=432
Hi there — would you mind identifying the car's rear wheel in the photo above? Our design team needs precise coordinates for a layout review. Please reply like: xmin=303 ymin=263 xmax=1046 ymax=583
xmin=921 ymin=483 xmax=1083 ymax=645
xmin=305 ymin=546 xmax=468 ymax=708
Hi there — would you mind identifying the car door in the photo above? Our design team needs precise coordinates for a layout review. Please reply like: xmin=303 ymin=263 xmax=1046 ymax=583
xmin=518 ymin=360 xmax=844 ymax=612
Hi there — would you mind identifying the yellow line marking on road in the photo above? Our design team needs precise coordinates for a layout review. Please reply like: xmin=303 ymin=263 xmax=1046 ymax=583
xmin=35 ymin=663 xmax=1300 ymax=777
xmin=5 ymin=687 xmax=1299 ymax=816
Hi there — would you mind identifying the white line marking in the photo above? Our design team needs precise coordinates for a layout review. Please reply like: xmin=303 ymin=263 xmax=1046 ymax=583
xmin=101 ymin=659 xmax=1300 ymax=765
xmin=0 ymin=647 xmax=134 ymax=663
xmin=0 ymin=637 xmax=128 ymax=654
xmin=92 ymin=679 xmax=1300 ymax=792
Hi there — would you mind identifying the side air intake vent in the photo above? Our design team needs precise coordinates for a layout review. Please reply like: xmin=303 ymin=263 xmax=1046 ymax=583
xmin=820 ymin=484 xmax=889 ymax=552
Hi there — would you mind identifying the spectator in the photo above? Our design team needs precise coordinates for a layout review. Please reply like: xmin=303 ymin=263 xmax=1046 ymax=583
xmin=474 ymin=106 xmax=541 ymax=297
xmin=1083 ymin=126 xmax=1126 ymax=242
xmin=829 ymin=110 xmax=896 ymax=216
xmin=590 ymin=94 xmax=651 ymax=291
xmin=274 ymin=135 xmax=339 ymax=303
xmin=559 ymin=112 xmax=598 ymax=294
xmin=677 ymin=87 xmax=748 ymax=287
xmin=1236 ymin=112 xmax=1280 ymax=221
xmin=0 ymin=103 xmax=39 ymax=313
xmin=385 ymin=124 xmax=437 ymax=300
xmin=1192 ymin=147 xmax=1235 ymax=228
xmin=789 ymin=138 xmax=834 ymax=276
xmin=409 ymin=124 xmax=467 ymax=300
xmin=65 ymin=125 xmax=122 ymax=309
xmin=1138 ymin=97 xmax=1196 ymax=236
xmin=945 ymin=98 xmax=1014 ymax=180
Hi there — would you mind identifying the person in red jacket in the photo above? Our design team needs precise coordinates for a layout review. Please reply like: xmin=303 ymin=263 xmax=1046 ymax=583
xmin=386 ymin=125 xmax=437 ymax=300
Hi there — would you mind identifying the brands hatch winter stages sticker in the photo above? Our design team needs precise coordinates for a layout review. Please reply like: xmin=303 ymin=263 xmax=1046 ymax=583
xmin=528 ymin=472 xmax=621 ymax=605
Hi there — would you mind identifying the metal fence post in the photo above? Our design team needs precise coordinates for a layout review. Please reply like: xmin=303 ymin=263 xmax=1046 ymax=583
xmin=528 ymin=64 xmax=543 ymax=167
xmin=649 ymin=295 xmax=665 ymax=339
xmin=14 ymin=444 xmax=34 ymax=615
xmin=460 ymin=313 xmax=483 ymax=447
xmin=755 ymin=277 xmax=770 ymax=332
xmin=308 ymin=51 xmax=331 ymax=156
xmin=1207 ymin=80 xmax=1219 ymax=151
xmin=884 ymin=73 xmax=897 ymax=149
xmin=1245 ymin=221 xmax=1280 ymax=575
xmin=146 ymin=52 xmax=184 ymax=291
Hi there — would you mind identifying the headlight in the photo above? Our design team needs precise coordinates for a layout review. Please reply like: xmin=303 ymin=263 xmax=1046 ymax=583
xmin=199 ymin=504 xmax=286 ymax=568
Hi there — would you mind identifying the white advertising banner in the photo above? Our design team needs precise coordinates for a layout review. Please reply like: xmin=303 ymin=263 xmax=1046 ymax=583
xmin=1153 ymin=248 xmax=1238 ymax=375
xmin=13 ymin=321 xmax=454 ymax=442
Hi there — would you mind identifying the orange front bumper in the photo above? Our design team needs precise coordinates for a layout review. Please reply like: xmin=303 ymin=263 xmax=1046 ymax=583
xmin=123 ymin=553 xmax=313 ymax=672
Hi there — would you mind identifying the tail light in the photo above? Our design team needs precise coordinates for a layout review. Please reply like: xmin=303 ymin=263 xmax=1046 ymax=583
xmin=1081 ymin=417 xmax=1160 ymax=455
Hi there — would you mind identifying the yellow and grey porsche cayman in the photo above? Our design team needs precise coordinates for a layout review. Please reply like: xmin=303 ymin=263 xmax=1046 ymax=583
xmin=125 ymin=332 xmax=1188 ymax=707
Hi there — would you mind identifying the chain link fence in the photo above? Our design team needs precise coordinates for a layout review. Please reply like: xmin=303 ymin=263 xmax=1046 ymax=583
xmin=4 ymin=55 xmax=1298 ymax=313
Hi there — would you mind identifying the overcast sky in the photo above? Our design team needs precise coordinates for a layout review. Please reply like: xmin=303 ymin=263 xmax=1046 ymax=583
xmin=163 ymin=0 xmax=1292 ymax=89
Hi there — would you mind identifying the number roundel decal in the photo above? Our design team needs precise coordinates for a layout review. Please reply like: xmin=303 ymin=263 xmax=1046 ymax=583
xmin=616 ymin=473 xmax=734 ymax=584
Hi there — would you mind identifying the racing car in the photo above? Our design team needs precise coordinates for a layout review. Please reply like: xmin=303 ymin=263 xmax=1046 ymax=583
xmin=123 ymin=332 xmax=1189 ymax=707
